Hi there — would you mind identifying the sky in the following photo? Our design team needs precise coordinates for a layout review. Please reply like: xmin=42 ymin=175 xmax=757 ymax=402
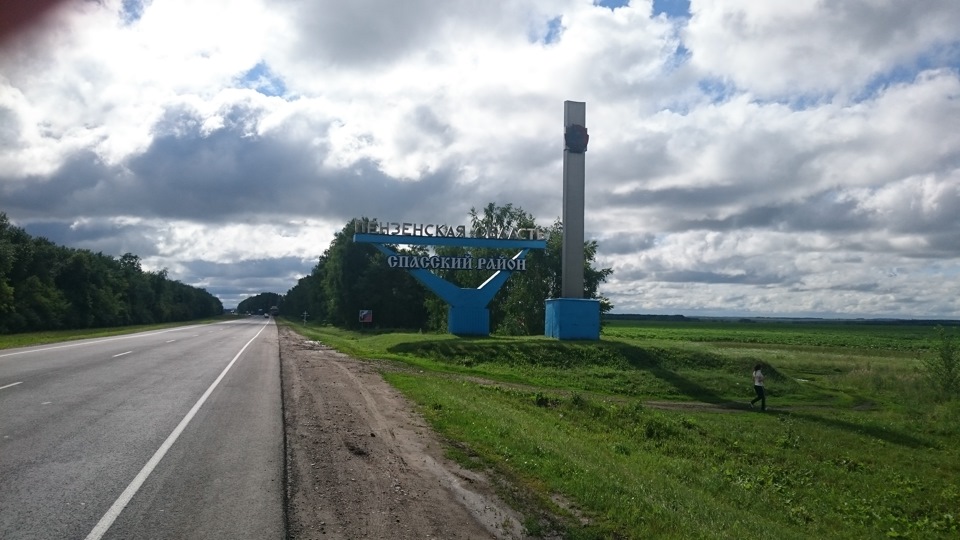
xmin=1 ymin=0 xmax=959 ymax=318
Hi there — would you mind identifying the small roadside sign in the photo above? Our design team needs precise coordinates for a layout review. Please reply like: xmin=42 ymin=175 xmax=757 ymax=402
xmin=359 ymin=310 xmax=373 ymax=323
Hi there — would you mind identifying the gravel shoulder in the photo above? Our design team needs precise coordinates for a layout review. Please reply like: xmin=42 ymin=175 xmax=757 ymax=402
xmin=279 ymin=325 xmax=526 ymax=539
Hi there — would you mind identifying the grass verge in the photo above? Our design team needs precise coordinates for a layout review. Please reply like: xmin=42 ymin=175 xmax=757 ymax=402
xmin=291 ymin=320 xmax=960 ymax=538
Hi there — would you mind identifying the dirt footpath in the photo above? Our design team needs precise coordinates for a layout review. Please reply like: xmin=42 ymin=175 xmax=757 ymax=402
xmin=279 ymin=325 xmax=526 ymax=539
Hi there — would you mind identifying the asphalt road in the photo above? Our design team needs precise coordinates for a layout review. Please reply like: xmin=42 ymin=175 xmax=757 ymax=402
xmin=0 ymin=318 xmax=284 ymax=540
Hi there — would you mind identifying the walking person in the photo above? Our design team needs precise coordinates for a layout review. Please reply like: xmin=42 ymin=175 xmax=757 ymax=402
xmin=750 ymin=364 xmax=766 ymax=411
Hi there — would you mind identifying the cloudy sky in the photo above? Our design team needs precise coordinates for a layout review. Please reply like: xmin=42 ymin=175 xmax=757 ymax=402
xmin=2 ymin=0 xmax=959 ymax=318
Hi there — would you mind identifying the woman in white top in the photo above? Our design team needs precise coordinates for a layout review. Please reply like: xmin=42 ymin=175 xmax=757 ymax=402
xmin=750 ymin=364 xmax=766 ymax=411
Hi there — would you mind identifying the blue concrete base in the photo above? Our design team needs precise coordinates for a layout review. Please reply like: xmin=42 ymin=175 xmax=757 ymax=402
xmin=449 ymin=306 xmax=490 ymax=336
xmin=545 ymin=298 xmax=600 ymax=340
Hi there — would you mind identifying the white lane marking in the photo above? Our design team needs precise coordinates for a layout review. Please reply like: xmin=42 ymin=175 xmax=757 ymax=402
xmin=0 ymin=381 xmax=23 ymax=390
xmin=0 ymin=320 xmax=252 ymax=359
xmin=84 ymin=322 xmax=269 ymax=540
xmin=112 ymin=351 xmax=133 ymax=358
xmin=165 ymin=340 xmax=176 ymax=343
xmin=0 ymin=326 xmax=203 ymax=359
xmin=42 ymin=402 xmax=52 ymax=405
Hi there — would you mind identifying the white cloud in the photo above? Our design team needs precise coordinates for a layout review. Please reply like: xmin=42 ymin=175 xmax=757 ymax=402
xmin=684 ymin=0 xmax=960 ymax=98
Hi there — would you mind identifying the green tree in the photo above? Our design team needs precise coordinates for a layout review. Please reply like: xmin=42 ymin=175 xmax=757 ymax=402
xmin=1 ymin=220 xmax=71 ymax=332
xmin=56 ymin=251 xmax=122 ymax=328
xmin=150 ymin=269 xmax=171 ymax=322
xmin=238 ymin=292 xmax=282 ymax=315
xmin=119 ymin=253 xmax=157 ymax=324
xmin=469 ymin=203 xmax=540 ymax=333
xmin=0 ymin=213 xmax=16 ymax=324
xmin=420 ymin=204 xmax=537 ymax=331
xmin=0 ymin=217 xmax=220 ymax=333
xmin=280 ymin=275 xmax=315 ymax=320
xmin=314 ymin=220 xmax=429 ymax=329
xmin=354 ymin=247 xmax=429 ymax=329
xmin=321 ymin=221 xmax=378 ymax=327
xmin=280 ymin=257 xmax=329 ymax=323
xmin=10 ymin=275 xmax=68 ymax=331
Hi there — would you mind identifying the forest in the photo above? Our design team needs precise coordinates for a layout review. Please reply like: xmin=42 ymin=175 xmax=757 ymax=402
xmin=0 ymin=212 xmax=223 ymax=333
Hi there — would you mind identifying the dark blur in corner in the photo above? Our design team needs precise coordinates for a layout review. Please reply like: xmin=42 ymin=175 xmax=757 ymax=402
xmin=0 ymin=0 xmax=69 ymax=46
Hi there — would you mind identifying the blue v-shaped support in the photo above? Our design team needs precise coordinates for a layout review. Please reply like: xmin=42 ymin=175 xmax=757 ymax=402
xmin=372 ymin=244 xmax=529 ymax=335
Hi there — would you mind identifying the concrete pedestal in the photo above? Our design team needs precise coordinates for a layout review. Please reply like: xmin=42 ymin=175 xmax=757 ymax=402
xmin=545 ymin=298 xmax=600 ymax=340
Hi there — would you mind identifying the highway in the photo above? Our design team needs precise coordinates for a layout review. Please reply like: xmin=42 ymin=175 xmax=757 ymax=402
xmin=0 ymin=318 xmax=284 ymax=540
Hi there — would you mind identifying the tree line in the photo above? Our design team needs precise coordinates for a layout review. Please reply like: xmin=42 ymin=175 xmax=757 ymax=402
xmin=275 ymin=203 xmax=613 ymax=335
xmin=0 ymin=212 xmax=223 ymax=333
xmin=236 ymin=292 xmax=282 ymax=316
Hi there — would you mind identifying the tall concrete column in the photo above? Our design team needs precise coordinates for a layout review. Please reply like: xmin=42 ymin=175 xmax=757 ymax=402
xmin=561 ymin=101 xmax=586 ymax=298
xmin=545 ymin=100 xmax=599 ymax=340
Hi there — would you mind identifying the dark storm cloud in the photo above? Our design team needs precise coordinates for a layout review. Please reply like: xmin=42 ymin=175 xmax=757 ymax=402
xmin=179 ymin=257 xmax=316 ymax=307
xmin=827 ymin=282 xmax=881 ymax=293
xmin=654 ymin=269 xmax=788 ymax=285
xmin=601 ymin=183 xmax=745 ymax=212
xmin=124 ymin=106 xmax=324 ymax=220
xmin=137 ymin=103 xmax=479 ymax=225
xmin=922 ymin=233 xmax=960 ymax=257
xmin=598 ymin=181 xmax=782 ymax=231
xmin=681 ymin=191 xmax=869 ymax=233
xmin=596 ymin=130 xmax=819 ymax=218
xmin=607 ymin=266 xmax=649 ymax=282
xmin=883 ymin=184 xmax=960 ymax=236
xmin=595 ymin=233 xmax=658 ymax=255
xmin=18 ymin=218 xmax=159 ymax=257
xmin=606 ymin=184 xmax=884 ymax=236
xmin=180 ymin=257 xmax=312 ymax=284
xmin=1 ymin=150 xmax=116 ymax=219
xmin=116 ymin=105 xmax=465 ymax=218
xmin=673 ymin=181 xmax=960 ymax=260
xmin=409 ymin=105 xmax=453 ymax=146
xmin=2 ymin=99 xmax=485 ymax=232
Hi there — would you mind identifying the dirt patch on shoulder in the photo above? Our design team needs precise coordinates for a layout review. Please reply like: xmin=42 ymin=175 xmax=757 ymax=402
xmin=279 ymin=326 xmax=526 ymax=539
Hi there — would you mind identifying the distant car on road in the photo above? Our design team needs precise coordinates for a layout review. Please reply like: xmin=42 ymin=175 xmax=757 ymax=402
xmin=264 ymin=313 xmax=269 ymax=318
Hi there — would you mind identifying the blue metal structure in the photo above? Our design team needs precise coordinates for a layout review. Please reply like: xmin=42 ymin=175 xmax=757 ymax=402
xmin=354 ymin=234 xmax=545 ymax=336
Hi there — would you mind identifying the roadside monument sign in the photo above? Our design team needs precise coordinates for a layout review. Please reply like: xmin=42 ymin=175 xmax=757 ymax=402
xmin=353 ymin=220 xmax=546 ymax=336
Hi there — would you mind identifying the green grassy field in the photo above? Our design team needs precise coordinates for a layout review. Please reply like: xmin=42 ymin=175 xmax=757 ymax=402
xmin=286 ymin=319 xmax=960 ymax=539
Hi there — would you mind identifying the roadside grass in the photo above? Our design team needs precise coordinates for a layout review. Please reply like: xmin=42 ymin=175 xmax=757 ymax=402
xmin=0 ymin=315 xmax=238 ymax=350
xmin=287 ymin=320 xmax=960 ymax=538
